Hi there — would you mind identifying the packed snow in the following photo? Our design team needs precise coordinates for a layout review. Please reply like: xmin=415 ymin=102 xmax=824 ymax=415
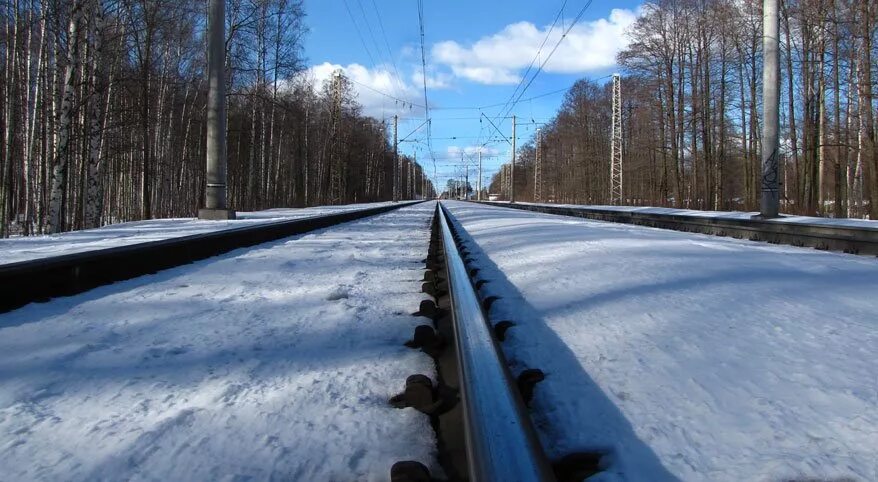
xmin=0 ymin=202 xmax=438 ymax=481
xmin=497 ymin=201 xmax=878 ymax=230
xmin=444 ymin=201 xmax=878 ymax=482
xmin=0 ymin=201 xmax=399 ymax=265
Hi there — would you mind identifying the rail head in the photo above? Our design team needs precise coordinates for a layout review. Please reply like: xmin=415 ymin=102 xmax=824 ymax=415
xmin=437 ymin=203 xmax=555 ymax=482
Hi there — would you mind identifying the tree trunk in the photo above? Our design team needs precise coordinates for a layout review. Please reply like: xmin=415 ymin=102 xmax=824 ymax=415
xmin=84 ymin=0 xmax=104 ymax=228
xmin=46 ymin=0 xmax=84 ymax=234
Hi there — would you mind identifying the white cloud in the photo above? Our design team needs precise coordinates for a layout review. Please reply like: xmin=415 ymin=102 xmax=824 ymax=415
xmin=432 ymin=9 xmax=638 ymax=85
xmin=447 ymin=145 xmax=503 ymax=158
xmin=305 ymin=62 xmax=423 ymax=118
xmin=411 ymin=70 xmax=453 ymax=90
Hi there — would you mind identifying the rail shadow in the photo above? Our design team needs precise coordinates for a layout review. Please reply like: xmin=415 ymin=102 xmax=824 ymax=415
xmin=443 ymin=206 xmax=679 ymax=481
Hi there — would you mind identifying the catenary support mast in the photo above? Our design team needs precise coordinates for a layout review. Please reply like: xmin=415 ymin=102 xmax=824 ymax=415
xmin=200 ymin=0 xmax=235 ymax=220
xmin=477 ymin=149 xmax=482 ymax=201
xmin=758 ymin=0 xmax=781 ymax=218
xmin=510 ymin=115 xmax=517 ymax=203
xmin=610 ymin=73 xmax=623 ymax=205
xmin=393 ymin=114 xmax=399 ymax=202
xmin=534 ymin=128 xmax=542 ymax=202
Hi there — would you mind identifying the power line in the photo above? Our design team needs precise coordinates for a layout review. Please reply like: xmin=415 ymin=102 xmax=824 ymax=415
xmin=343 ymin=0 xmax=418 ymax=113
xmin=369 ymin=0 xmax=407 ymax=98
xmin=432 ymin=86 xmax=572 ymax=111
xmin=354 ymin=0 xmax=406 ymax=100
xmin=481 ymin=113 xmax=511 ymax=145
xmin=342 ymin=0 xmax=378 ymax=68
xmin=491 ymin=0 xmax=570 ymax=123
xmin=395 ymin=115 xmax=554 ymax=121
xmin=480 ymin=0 xmax=571 ymax=151
xmin=416 ymin=0 xmax=437 ymax=176
xmin=348 ymin=77 xmax=424 ymax=109
xmin=412 ymin=136 xmax=510 ymax=141
xmin=417 ymin=1 xmax=430 ymax=119
xmin=497 ymin=0 xmax=595 ymax=121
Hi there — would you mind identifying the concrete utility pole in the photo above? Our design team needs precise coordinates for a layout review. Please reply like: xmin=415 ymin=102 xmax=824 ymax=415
xmin=329 ymin=71 xmax=343 ymax=205
xmin=199 ymin=0 xmax=235 ymax=220
xmin=534 ymin=128 xmax=542 ymax=202
xmin=410 ymin=157 xmax=415 ymax=199
xmin=464 ymin=162 xmax=469 ymax=200
xmin=393 ymin=114 xmax=399 ymax=202
xmin=610 ymin=73 xmax=623 ymax=205
xmin=477 ymin=149 xmax=482 ymax=201
xmin=758 ymin=0 xmax=781 ymax=218
xmin=510 ymin=115 xmax=517 ymax=203
xmin=460 ymin=152 xmax=465 ymax=199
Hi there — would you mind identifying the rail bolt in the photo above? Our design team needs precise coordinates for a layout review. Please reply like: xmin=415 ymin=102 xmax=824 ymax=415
xmin=405 ymin=325 xmax=445 ymax=358
xmin=415 ymin=299 xmax=439 ymax=319
xmin=389 ymin=375 xmax=445 ymax=414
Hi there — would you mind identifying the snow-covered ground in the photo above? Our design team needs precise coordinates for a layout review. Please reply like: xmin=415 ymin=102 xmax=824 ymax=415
xmin=443 ymin=201 xmax=878 ymax=482
xmin=0 ymin=202 xmax=399 ymax=265
xmin=498 ymin=201 xmax=878 ymax=230
xmin=0 ymin=202 xmax=438 ymax=481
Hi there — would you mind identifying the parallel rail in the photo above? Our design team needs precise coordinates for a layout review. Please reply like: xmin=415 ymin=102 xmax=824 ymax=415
xmin=437 ymin=203 xmax=555 ymax=481
xmin=478 ymin=201 xmax=878 ymax=256
xmin=1 ymin=202 xmax=419 ymax=313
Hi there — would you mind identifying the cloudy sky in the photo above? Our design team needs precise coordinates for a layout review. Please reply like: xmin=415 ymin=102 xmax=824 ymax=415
xmin=304 ymin=0 xmax=642 ymax=191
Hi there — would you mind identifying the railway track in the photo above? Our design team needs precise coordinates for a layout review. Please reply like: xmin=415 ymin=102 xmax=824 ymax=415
xmin=1 ymin=202 xmax=420 ymax=313
xmin=479 ymin=201 xmax=878 ymax=256
xmin=392 ymin=203 xmax=599 ymax=482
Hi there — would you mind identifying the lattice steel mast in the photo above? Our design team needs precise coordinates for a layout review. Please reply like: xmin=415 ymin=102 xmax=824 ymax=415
xmin=610 ymin=73 xmax=623 ymax=205
xmin=534 ymin=128 xmax=543 ymax=202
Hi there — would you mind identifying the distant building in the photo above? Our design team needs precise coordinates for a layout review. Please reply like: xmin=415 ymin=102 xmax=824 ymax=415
xmin=488 ymin=194 xmax=499 ymax=201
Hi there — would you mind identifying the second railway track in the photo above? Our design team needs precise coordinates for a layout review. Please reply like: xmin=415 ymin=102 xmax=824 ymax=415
xmin=1 ymin=202 xmax=420 ymax=313
xmin=479 ymin=201 xmax=878 ymax=256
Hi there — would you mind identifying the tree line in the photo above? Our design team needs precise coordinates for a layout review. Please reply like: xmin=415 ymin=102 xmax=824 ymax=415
xmin=491 ymin=0 xmax=876 ymax=219
xmin=0 ymin=0 xmax=428 ymax=236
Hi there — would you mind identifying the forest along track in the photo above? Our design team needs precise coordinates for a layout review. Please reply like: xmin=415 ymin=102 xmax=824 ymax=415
xmin=390 ymin=202 xmax=601 ymax=482
xmin=1 ymin=202 xmax=420 ymax=312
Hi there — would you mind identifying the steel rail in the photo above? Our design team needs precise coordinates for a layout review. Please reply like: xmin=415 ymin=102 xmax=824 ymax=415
xmin=478 ymin=201 xmax=878 ymax=256
xmin=1 ymin=202 xmax=421 ymax=313
xmin=437 ymin=202 xmax=555 ymax=482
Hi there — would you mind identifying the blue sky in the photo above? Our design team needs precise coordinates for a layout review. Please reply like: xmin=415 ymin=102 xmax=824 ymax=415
xmin=303 ymin=0 xmax=643 ymax=191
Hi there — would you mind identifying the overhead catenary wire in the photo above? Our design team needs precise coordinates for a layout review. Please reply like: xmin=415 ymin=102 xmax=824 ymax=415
xmin=341 ymin=0 xmax=424 ymax=120
xmin=399 ymin=119 xmax=431 ymax=143
xmin=433 ymin=86 xmax=572 ymax=111
xmin=347 ymin=77 xmax=425 ymax=109
xmin=408 ymin=1 xmax=607 ymax=192
xmin=416 ymin=0 xmax=438 ymax=177
xmin=342 ymin=0 xmax=379 ymax=70
xmin=496 ymin=0 xmax=595 ymax=122
xmin=360 ymin=0 xmax=407 ymax=98
xmin=489 ymin=0 xmax=570 ymax=123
